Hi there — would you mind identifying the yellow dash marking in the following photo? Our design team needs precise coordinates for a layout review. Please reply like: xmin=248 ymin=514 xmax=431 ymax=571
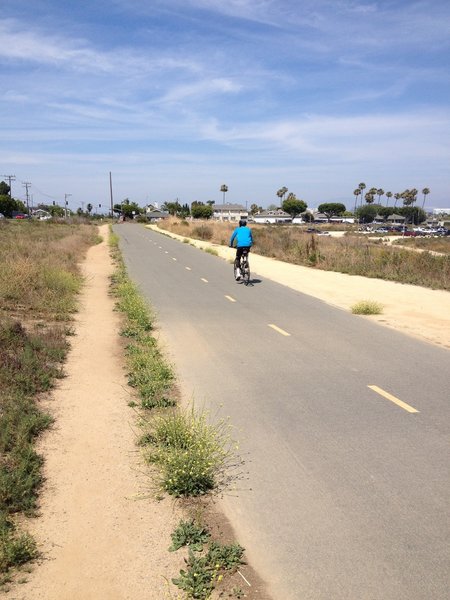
xmin=368 ymin=385 xmax=419 ymax=413
xmin=165 ymin=251 xmax=169 ymax=254
xmin=225 ymin=295 xmax=236 ymax=303
xmin=172 ymin=257 xmax=177 ymax=261
xmin=268 ymin=324 xmax=291 ymax=337
xmin=185 ymin=267 xmax=192 ymax=271
xmin=201 ymin=278 xmax=208 ymax=283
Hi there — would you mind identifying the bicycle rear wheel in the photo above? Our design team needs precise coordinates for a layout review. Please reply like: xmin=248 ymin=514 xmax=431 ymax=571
xmin=242 ymin=258 xmax=250 ymax=284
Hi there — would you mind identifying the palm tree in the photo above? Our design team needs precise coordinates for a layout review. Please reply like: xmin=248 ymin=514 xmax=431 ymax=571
xmin=385 ymin=191 xmax=392 ymax=206
xmin=421 ymin=187 xmax=430 ymax=209
xmin=220 ymin=184 xmax=228 ymax=205
xmin=358 ymin=183 xmax=366 ymax=206
xmin=353 ymin=188 xmax=361 ymax=212
xmin=394 ymin=193 xmax=401 ymax=208
xmin=365 ymin=193 xmax=375 ymax=204
xmin=377 ymin=188 xmax=384 ymax=204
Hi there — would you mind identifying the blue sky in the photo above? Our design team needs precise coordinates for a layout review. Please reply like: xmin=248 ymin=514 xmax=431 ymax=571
xmin=1 ymin=0 xmax=450 ymax=211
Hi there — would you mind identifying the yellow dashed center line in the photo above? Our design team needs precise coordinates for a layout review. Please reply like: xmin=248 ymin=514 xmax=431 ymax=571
xmin=225 ymin=295 xmax=236 ymax=303
xmin=368 ymin=385 xmax=419 ymax=413
xmin=185 ymin=266 xmax=192 ymax=271
xmin=268 ymin=324 xmax=291 ymax=337
xmin=201 ymin=278 xmax=208 ymax=283
xmin=165 ymin=251 xmax=169 ymax=254
xmin=172 ymin=257 xmax=177 ymax=261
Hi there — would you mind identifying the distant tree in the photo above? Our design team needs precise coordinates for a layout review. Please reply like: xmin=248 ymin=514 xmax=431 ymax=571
xmin=318 ymin=203 xmax=346 ymax=220
xmin=164 ymin=201 xmax=182 ymax=216
xmin=0 ymin=195 xmax=26 ymax=217
xmin=398 ymin=206 xmax=426 ymax=225
xmin=353 ymin=188 xmax=361 ymax=212
xmin=421 ymin=188 xmax=430 ymax=210
xmin=250 ymin=203 xmax=262 ymax=215
xmin=87 ymin=203 xmax=93 ymax=215
xmin=378 ymin=206 xmax=395 ymax=218
xmin=393 ymin=193 xmax=401 ymax=207
xmin=358 ymin=182 xmax=366 ymax=206
xmin=191 ymin=201 xmax=213 ymax=219
xmin=0 ymin=181 xmax=10 ymax=196
xmin=385 ymin=191 xmax=392 ymax=206
xmin=282 ymin=195 xmax=307 ymax=218
xmin=206 ymin=200 xmax=215 ymax=207
xmin=365 ymin=193 xmax=375 ymax=204
xmin=276 ymin=187 xmax=288 ymax=203
xmin=355 ymin=204 xmax=379 ymax=223
xmin=180 ymin=203 xmax=190 ymax=217
xmin=376 ymin=189 xmax=384 ymax=203
xmin=267 ymin=204 xmax=279 ymax=211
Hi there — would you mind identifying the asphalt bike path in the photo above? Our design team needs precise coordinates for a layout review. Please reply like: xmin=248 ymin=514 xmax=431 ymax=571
xmin=115 ymin=222 xmax=450 ymax=600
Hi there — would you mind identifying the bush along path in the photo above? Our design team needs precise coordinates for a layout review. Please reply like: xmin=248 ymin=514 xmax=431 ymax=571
xmin=109 ymin=229 xmax=267 ymax=599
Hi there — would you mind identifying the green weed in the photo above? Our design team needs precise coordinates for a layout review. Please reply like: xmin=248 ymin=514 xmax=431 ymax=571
xmin=169 ymin=519 xmax=211 ymax=552
xmin=351 ymin=300 xmax=384 ymax=315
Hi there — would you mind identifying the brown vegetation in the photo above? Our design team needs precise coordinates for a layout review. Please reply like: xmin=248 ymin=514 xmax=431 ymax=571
xmin=158 ymin=218 xmax=450 ymax=291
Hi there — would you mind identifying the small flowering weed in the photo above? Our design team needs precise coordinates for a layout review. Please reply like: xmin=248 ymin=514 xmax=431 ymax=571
xmin=171 ymin=542 xmax=245 ymax=599
xmin=145 ymin=406 xmax=244 ymax=497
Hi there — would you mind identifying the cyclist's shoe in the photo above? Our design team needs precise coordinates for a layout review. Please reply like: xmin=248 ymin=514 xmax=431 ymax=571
xmin=236 ymin=269 xmax=241 ymax=280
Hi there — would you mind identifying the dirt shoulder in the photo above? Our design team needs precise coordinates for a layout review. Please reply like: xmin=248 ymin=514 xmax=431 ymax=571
xmin=152 ymin=226 xmax=450 ymax=349
xmin=9 ymin=225 xmax=184 ymax=600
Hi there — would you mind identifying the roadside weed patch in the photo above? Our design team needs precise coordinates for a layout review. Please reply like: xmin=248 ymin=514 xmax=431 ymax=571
xmin=169 ymin=519 xmax=210 ymax=552
xmin=143 ymin=406 xmax=243 ymax=497
xmin=171 ymin=533 xmax=245 ymax=600
xmin=0 ymin=513 xmax=37 ymax=576
xmin=351 ymin=300 xmax=384 ymax=315
xmin=204 ymin=247 xmax=218 ymax=256
xmin=109 ymin=230 xmax=175 ymax=408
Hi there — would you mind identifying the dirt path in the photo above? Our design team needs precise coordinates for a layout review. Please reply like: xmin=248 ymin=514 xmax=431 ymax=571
xmin=9 ymin=226 xmax=183 ymax=600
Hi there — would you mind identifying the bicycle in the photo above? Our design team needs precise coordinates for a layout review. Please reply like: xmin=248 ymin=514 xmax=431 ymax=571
xmin=234 ymin=248 xmax=251 ymax=285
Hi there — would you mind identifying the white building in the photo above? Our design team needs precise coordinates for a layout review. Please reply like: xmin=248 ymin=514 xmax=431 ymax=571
xmin=213 ymin=203 xmax=248 ymax=222
xmin=253 ymin=209 xmax=292 ymax=224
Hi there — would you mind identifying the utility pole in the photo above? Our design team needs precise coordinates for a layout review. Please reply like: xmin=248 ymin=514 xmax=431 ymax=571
xmin=22 ymin=182 xmax=31 ymax=213
xmin=3 ymin=175 xmax=16 ymax=197
xmin=64 ymin=193 xmax=72 ymax=219
xmin=109 ymin=172 xmax=114 ymax=218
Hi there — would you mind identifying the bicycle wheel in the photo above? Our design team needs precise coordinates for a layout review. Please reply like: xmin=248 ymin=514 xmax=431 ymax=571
xmin=242 ymin=258 xmax=250 ymax=284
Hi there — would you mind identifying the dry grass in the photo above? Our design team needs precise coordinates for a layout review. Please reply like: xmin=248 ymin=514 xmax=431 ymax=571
xmin=0 ymin=220 xmax=98 ymax=319
xmin=393 ymin=237 xmax=450 ymax=254
xmin=158 ymin=218 xmax=450 ymax=290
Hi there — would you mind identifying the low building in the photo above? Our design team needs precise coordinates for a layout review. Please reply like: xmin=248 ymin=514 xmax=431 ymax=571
xmin=144 ymin=204 xmax=169 ymax=221
xmin=253 ymin=209 xmax=292 ymax=224
xmin=212 ymin=203 xmax=248 ymax=222
xmin=387 ymin=213 xmax=406 ymax=224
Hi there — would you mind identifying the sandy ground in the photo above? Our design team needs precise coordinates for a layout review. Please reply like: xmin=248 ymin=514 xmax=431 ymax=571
xmin=154 ymin=226 xmax=450 ymax=349
xmin=5 ymin=223 xmax=448 ymax=600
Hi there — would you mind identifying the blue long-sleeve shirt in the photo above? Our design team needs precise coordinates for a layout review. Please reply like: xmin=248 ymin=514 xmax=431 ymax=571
xmin=230 ymin=226 xmax=253 ymax=248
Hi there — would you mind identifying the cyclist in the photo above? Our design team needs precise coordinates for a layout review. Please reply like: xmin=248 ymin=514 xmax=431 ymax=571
xmin=229 ymin=219 xmax=253 ymax=280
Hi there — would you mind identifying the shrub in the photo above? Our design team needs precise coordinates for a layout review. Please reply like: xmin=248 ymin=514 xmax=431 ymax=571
xmin=192 ymin=225 xmax=213 ymax=240
xmin=351 ymin=300 xmax=384 ymax=315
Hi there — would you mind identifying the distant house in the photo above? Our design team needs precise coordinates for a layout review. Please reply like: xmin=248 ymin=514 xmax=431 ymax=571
xmin=144 ymin=204 xmax=169 ymax=221
xmin=387 ymin=213 xmax=406 ymax=224
xmin=373 ymin=214 xmax=385 ymax=224
xmin=253 ymin=209 xmax=292 ymax=224
xmin=212 ymin=203 xmax=248 ymax=222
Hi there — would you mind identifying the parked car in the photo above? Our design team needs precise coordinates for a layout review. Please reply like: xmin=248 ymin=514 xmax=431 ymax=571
xmin=306 ymin=227 xmax=320 ymax=233
xmin=376 ymin=227 xmax=390 ymax=233
xmin=14 ymin=213 xmax=29 ymax=219
xmin=402 ymin=230 xmax=418 ymax=236
xmin=317 ymin=231 xmax=330 ymax=236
